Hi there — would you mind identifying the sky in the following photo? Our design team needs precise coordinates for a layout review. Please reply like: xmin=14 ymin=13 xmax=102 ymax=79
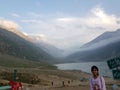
xmin=0 ymin=0 xmax=120 ymax=50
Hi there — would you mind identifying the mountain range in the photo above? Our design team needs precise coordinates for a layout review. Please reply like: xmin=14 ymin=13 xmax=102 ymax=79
xmin=66 ymin=29 xmax=120 ymax=62
xmin=1 ymin=25 xmax=120 ymax=64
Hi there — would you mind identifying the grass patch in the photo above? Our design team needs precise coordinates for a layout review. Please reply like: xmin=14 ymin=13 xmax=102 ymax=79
xmin=0 ymin=54 xmax=57 ymax=69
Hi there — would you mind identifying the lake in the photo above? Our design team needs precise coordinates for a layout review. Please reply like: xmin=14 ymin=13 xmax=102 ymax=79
xmin=55 ymin=61 xmax=113 ymax=78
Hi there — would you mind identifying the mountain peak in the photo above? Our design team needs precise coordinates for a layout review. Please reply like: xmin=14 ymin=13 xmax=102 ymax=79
xmin=81 ymin=28 xmax=120 ymax=49
xmin=0 ymin=20 xmax=30 ymax=40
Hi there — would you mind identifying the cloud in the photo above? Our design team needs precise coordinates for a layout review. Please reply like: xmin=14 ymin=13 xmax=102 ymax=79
xmin=57 ymin=17 xmax=75 ymax=22
xmin=21 ymin=7 xmax=120 ymax=49
xmin=0 ymin=19 xmax=19 ymax=30
xmin=11 ymin=13 xmax=21 ymax=18
xmin=89 ymin=7 xmax=118 ymax=28
xmin=22 ymin=32 xmax=28 ymax=36
xmin=30 ymin=34 xmax=47 ymax=42
xmin=21 ymin=19 xmax=40 ymax=23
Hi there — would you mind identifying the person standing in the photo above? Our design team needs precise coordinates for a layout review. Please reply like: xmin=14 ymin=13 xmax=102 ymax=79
xmin=90 ymin=65 xmax=106 ymax=90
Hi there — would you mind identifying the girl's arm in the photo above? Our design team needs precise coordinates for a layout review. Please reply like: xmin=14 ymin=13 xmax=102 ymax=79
xmin=90 ymin=78 xmax=93 ymax=90
xmin=101 ymin=77 xmax=106 ymax=90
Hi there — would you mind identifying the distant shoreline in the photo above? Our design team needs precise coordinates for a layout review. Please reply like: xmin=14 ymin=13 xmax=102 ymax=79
xmin=55 ymin=61 xmax=113 ymax=78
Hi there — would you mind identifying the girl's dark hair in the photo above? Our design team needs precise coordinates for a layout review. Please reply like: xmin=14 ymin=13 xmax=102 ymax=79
xmin=91 ymin=65 xmax=99 ymax=72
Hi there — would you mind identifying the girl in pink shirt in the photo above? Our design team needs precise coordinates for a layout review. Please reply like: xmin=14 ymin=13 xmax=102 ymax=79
xmin=90 ymin=66 xmax=106 ymax=90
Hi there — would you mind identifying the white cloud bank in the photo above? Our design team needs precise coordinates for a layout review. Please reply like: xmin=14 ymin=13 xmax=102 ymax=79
xmin=0 ymin=19 xmax=19 ymax=30
xmin=12 ymin=7 xmax=120 ymax=49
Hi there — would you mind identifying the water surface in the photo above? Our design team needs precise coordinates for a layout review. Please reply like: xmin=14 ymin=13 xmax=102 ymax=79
xmin=55 ymin=62 xmax=113 ymax=78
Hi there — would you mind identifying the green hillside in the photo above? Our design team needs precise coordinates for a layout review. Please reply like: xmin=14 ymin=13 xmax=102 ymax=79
xmin=0 ymin=54 xmax=56 ymax=69
xmin=0 ymin=28 xmax=54 ymax=63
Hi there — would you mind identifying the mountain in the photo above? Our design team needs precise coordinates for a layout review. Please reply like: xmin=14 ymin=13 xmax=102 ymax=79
xmin=0 ymin=27 xmax=54 ymax=63
xmin=82 ymin=29 xmax=120 ymax=49
xmin=66 ymin=29 xmax=120 ymax=62
xmin=2 ymin=27 xmax=32 ymax=41
xmin=30 ymin=35 xmax=64 ymax=58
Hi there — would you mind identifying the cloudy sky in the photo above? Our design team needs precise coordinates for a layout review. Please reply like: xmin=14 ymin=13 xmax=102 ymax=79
xmin=0 ymin=0 xmax=120 ymax=50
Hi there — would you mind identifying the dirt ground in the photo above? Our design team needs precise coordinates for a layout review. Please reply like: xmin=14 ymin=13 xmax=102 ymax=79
xmin=0 ymin=69 xmax=120 ymax=90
